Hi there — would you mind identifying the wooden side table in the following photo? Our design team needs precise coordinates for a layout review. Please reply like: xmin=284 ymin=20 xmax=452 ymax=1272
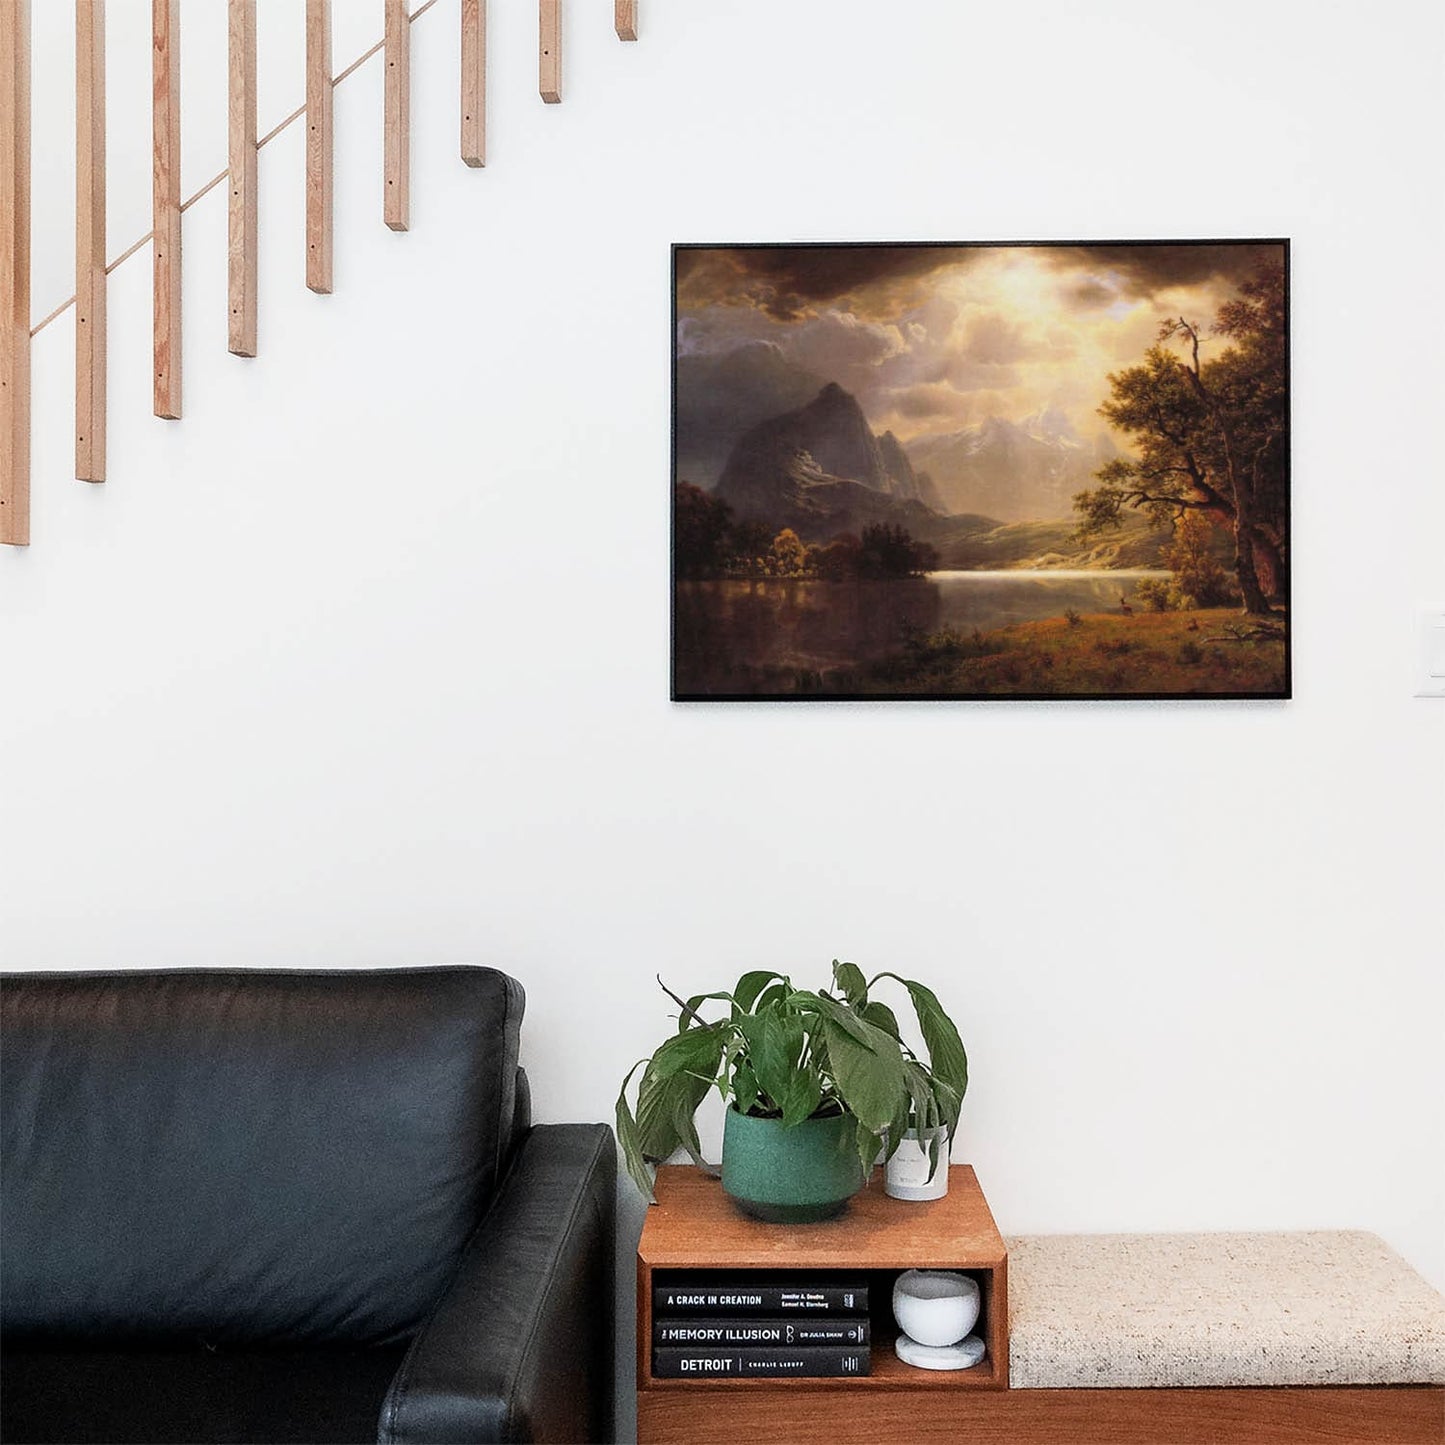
xmin=636 ymin=1164 xmax=1008 ymax=1445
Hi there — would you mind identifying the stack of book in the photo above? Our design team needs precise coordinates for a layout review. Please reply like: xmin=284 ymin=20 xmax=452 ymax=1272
xmin=651 ymin=1276 xmax=871 ymax=1378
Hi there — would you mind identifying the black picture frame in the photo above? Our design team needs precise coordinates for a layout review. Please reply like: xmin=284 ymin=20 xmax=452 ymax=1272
xmin=671 ymin=239 xmax=1291 ymax=702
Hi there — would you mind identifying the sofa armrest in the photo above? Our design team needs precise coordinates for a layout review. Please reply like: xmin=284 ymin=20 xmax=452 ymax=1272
xmin=379 ymin=1124 xmax=616 ymax=1445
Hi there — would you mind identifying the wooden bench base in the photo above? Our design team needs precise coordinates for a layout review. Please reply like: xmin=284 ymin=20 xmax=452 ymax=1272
xmin=638 ymin=1384 xmax=1445 ymax=1445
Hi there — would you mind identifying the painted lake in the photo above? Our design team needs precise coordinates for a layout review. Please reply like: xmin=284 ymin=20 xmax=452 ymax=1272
xmin=674 ymin=569 xmax=1172 ymax=696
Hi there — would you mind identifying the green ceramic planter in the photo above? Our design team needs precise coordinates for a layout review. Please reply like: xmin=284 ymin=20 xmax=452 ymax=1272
xmin=721 ymin=1107 xmax=866 ymax=1223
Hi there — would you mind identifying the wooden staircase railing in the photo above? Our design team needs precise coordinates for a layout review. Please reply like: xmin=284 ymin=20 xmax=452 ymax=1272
xmin=0 ymin=0 xmax=639 ymax=547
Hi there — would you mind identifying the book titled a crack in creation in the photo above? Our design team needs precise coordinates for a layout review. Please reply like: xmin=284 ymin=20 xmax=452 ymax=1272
xmin=652 ymin=1282 xmax=867 ymax=1314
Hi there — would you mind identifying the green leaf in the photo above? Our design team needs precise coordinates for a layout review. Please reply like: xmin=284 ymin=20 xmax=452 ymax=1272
xmin=737 ymin=1006 xmax=802 ymax=1113
xmin=808 ymin=1030 xmax=838 ymax=1110
xmin=670 ymin=1086 xmax=710 ymax=1171
xmin=820 ymin=1015 xmax=904 ymax=1133
xmin=732 ymin=970 xmax=786 ymax=1016
xmin=860 ymin=1000 xmax=901 ymax=1041
xmin=900 ymin=1061 xmax=956 ymax=1182
xmin=647 ymin=1022 xmax=728 ymax=1082
xmin=832 ymin=960 xmax=868 ymax=1007
xmin=636 ymin=1023 xmax=723 ymax=1159
xmin=854 ymin=1115 xmax=882 ymax=1180
xmin=634 ymin=1068 xmax=677 ymax=1159
xmin=719 ymin=1033 xmax=744 ymax=1077
xmin=637 ymin=1065 xmax=711 ymax=1161
xmin=881 ymin=1092 xmax=911 ymax=1168
xmin=930 ymin=1075 xmax=963 ymax=1140
xmin=753 ymin=982 xmax=789 ymax=1014
xmin=903 ymin=1060 xmax=936 ymax=1136
xmin=803 ymin=991 xmax=882 ymax=1050
xmin=731 ymin=1058 xmax=760 ymax=1116
xmin=616 ymin=1060 xmax=655 ymax=1202
xmin=873 ymin=973 xmax=969 ymax=1103
xmin=779 ymin=1066 xmax=823 ymax=1130
xmin=927 ymin=1125 xmax=945 ymax=1182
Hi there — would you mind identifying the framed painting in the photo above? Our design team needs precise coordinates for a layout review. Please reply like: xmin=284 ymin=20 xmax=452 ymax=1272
xmin=672 ymin=240 xmax=1290 ymax=700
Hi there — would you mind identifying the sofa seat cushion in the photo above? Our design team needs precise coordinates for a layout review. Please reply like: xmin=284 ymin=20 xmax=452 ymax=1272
xmin=1 ymin=1342 xmax=408 ymax=1444
xmin=1005 ymin=1230 xmax=1445 ymax=1389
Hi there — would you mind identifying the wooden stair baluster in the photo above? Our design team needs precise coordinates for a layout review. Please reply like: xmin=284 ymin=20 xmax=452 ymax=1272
xmin=228 ymin=0 xmax=257 ymax=357
xmin=461 ymin=0 xmax=485 ymax=167
xmin=306 ymin=0 xmax=333 ymax=293
xmin=2 ymin=0 xmax=30 ymax=543
xmin=152 ymin=0 xmax=182 ymax=419
xmin=384 ymin=0 xmax=410 ymax=230
xmin=540 ymin=0 xmax=561 ymax=103
xmin=76 ymin=1 xmax=106 ymax=480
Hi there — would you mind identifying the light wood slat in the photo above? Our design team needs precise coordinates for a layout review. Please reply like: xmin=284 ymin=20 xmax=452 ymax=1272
xmin=28 ymin=0 xmax=445 ymax=348
xmin=227 ymin=0 xmax=257 ymax=356
xmin=305 ymin=0 xmax=332 ymax=292
xmin=615 ymin=0 xmax=637 ymax=42
xmin=539 ymin=0 xmax=560 ymax=103
xmin=460 ymin=0 xmax=484 ymax=167
xmin=152 ymin=0 xmax=181 ymax=418
xmin=383 ymin=0 xmax=409 ymax=230
xmin=76 ymin=2 xmax=106 ymax=481
xmin=1 ymin=0 xmax=29 ymax=542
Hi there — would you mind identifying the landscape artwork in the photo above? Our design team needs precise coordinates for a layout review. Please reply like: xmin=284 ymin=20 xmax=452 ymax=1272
xmin=672 ymin=241 xmax=1290 ymax=700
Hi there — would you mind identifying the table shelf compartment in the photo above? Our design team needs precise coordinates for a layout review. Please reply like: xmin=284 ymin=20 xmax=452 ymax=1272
xmin=637 ymin=1165 xmax=1010 ymax=1439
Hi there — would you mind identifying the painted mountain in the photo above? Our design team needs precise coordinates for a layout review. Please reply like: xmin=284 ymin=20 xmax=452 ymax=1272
xmin=909 ymin=407 xmax=1119 ymax=523
xmin=712 ymin=383 xmax=979 ymax=544
xmin=675 ymin=342 xmax=827 ymax=488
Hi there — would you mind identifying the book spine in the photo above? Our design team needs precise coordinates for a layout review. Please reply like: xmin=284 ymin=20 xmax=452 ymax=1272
xmin=654 ymin=1317 xmax=871 ymax=1347
xmin=652 ymin=1285 xmax=868 ymax=1315
xmin=652 ymin=1345 xmax=871 ymax=1379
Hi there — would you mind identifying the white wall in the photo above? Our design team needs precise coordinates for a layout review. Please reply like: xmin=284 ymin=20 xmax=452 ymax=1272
xmin=5 ymin=0 xmax=1443 ymax=1376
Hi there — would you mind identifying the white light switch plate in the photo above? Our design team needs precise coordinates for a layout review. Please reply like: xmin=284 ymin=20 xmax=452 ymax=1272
xmin=1418 ymin=609 xmax=1445 ymax=697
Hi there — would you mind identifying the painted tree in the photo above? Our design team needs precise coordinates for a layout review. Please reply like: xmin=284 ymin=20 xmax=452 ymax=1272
xmin=768 ymin=527 xmax=809 ymax=576
xmin=857 ymin=523 xmax=939 ymax=579
xmin=1075 ymin=266 xmax=1287 ymax=615
xmin=674 ymin=482 xmax=735 ymax=579
xmin=1163 ymin=510 xmax=1231 ymax=606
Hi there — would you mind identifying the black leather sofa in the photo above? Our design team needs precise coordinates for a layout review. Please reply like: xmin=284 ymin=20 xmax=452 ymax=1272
xmin=0 ymin=967 xmax=616 ymax=1445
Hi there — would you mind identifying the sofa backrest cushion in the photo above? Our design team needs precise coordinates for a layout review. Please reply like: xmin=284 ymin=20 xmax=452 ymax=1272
xmin=0 ymin=967 xmax=523 ymax=1347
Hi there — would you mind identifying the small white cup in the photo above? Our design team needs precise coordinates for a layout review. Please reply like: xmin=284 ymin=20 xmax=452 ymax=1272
xmin=892 ymin=1269 xmax=980 ymax=1348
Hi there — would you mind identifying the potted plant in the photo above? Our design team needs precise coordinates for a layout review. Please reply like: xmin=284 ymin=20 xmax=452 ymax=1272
xmin=616 ymin=961 xmax=967 ymax=1222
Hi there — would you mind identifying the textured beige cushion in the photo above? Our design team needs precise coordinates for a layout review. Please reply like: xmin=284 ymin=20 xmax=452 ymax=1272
xmin=1004 ymin=1230 xmax=1445 ymax=1388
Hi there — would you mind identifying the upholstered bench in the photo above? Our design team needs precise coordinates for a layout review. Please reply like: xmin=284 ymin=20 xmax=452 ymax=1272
xmin=1000 ymin=1230 xmax=1445 ymax=1444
